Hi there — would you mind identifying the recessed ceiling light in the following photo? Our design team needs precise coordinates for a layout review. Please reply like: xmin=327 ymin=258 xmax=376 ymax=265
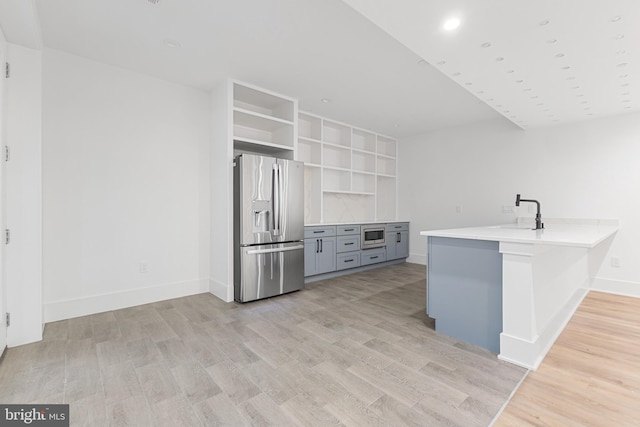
xmin=476 ymin=91 xmax=485 ymax=94
xmin=616 ymin=49 xmax=627 ymax=55
xmin=506 ymin=70 xmax=515 ymax=74
xmin=495 ymin=57 xmax=504 ymax=62
xmin=437 ymin=60 xmax=447 ymax=65
xmin=486 ymin=98 xmax=495 ymax=101
xmin=417 ymin=59 xmax=429 ymax=66
xmin=615 ymin=34 xmax=625 ymax=40
xmin=584 ymin=107 xmax=590 ymax=110
xmin=617 ymin=63 xmax=629 ymax=68
xmin=543 ymin=108 xmax=550 ymax=111
xmin=147 ymin=0 xmax=160 ymax=4
xmin=622 ymin=92 xmax=630 ymax=96
xmin=163 ymin=39 xmax=181 ymax=48
xmin=452 ymin=72 xmax=461 ymax=76
xmin=443 ymin=17 xmax=461 ymax=31
xmin=515 ymin=80 xmax=524 ymax=83
xmin=546 ymin=39 xmax=557 ymax=44
xmin=624 ymin=106 xmax=631 ymax=109
xmin=619 ymin=74 xmax=629 ymax=78
xmin=539 ymin=19 xmax=550 ymax=26
xmin=503 ymin=110 xmax=510 ymax=113
xmin=588 ymin=113 xmax=594 ymax=116
xmin=611 ymin=16 xmax=622 ymax=22
xmin=622 ymin=99 xmax=631 ymax=103
xmin=567 ymin=76 xmax=576 ymax=80
xmin=581 ymin=101 xmax=589 ymax=104
xmin=577 ymin=94 xmax=584 ymax=97
xmin=537 ymin=103 xmax=544 ymax=106
xmin=572 ymin=86 xmax=580 ymax=89
xmin=555 ymin=53 xmax=565 ymax=58
xmin=548 ymin=114 xmax=555 ymax=117
xmin=481 ymin=42 xmax=492 ymax=48
xmin=524 ymin=88 xmax=532 ymax=92
xmin=321 ymin=98 xmax=331 ymax=103
xmin=465 ymin=82 xmax=473 ymax=86
xmin=530 ymin=96 xmax=538 ymax=99
xmin=562 ymin=66 xmax=571 ymax=70
xmin=496 ymin=104 xmax=503 ymax=108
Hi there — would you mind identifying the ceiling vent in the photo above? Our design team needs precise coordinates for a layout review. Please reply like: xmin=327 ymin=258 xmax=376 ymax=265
xmin=146 ymin=0 xmax=160 ymax=5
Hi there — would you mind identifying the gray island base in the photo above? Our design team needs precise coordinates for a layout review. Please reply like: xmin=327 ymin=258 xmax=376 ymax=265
xmin=422 ymin=220 xmax=618 ymax=369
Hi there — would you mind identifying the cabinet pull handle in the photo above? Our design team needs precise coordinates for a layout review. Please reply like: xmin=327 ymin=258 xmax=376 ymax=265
xmin=397 ymin=232 xmax=401 ymax=243
xmin=345 ymin=259 xmax=354 ymax=263
xmin=316 ymin=239 xmax=319 ymax=253
xmin=344 ymin=228 xmax=354 ymax=231
xmin=370 ymin=256 xmax=379 ymax=260
xmin=345 ymin=242 xmax=354 ymax=246
xmin=313 ymin=230 xmax=325 ymax=234
xmin=320 ymin=239 xmax=323 ymax=253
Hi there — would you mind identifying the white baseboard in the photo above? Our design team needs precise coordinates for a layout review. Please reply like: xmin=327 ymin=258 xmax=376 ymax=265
xmin=407 ymin=253 xmax=426 ymax=265
xmin=591 ymin=277 xmax=640 ymax=298
xmin=44 ymin=279 xmax=209 ymax=323
xmin=210 ymin=278 xmax=233 ymax=302
xmin=499 ymin=286 xmax=588 ymax=370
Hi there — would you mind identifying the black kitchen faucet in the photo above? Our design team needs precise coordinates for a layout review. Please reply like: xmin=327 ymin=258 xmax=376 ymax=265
xmin=515 ymin=194 xmax=544 ymax=230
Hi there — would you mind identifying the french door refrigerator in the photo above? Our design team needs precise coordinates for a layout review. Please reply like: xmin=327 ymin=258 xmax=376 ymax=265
xmin=233 ymin=154 xmax=304 ymax=302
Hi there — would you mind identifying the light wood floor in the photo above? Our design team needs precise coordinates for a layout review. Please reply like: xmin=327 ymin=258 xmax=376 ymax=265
xmin=0 ymin=263 xmax=526 ymax=426
xmin=495 ymin=291 xmax=640 ymax=426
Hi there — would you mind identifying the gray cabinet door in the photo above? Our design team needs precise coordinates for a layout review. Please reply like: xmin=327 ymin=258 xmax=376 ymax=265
xmin=385 ymin=231 xmax=398 ymax=260
xmin=316 ymin=237 xmax=336 ymax=275
xmin=304 ymin=237 xmax=336 ymax=276
xmin=397 ymin=231 xmax=409 ymax=258
xmin=304 ymin=239 xmax=318 ymax=276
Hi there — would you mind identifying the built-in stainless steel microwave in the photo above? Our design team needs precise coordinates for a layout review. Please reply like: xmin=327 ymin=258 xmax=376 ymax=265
xmin=361 ymin=224 xmax=386 ymax=249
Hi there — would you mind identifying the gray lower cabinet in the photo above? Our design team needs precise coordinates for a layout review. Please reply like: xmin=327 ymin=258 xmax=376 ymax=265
xmin=361 ymin=248 xmax=386 ymax=265
xmin=386 ymin=222 xmax=409 ymax=261
xmin=304 ymin=223 xmax=408 ymax=277
xmin=304 ymin=226 xmax=337 ymax=276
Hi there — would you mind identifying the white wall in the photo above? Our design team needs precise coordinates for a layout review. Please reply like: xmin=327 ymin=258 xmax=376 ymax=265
xmin=399 ymin=113 xmax=640 ymax=293
xmin=42 ymin=49 xmax=211 ymax=322
xmin=5 ymin=43 xmax=43 ymax=346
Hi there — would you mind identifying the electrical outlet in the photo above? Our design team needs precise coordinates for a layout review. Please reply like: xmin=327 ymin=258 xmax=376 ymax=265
xmin=455 ymin=205 xmax=462 ymax=214
xmin=139 ymin=261 xmax=149 ymax=273
xmin=502 ymin=204 xmax=514 ymax=213
xmin=611 ymin=257 xmax=620 ymax=268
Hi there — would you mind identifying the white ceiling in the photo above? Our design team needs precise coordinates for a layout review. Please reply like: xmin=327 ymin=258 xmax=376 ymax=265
xmin=0 ymin=0 xmax=637 ymax=138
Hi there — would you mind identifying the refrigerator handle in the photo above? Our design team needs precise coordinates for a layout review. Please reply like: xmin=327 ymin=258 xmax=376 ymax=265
xmin=272 ymin=164 xmax=282 ymax=235
xmin=246 ymin=245 xmax=304 ymax=255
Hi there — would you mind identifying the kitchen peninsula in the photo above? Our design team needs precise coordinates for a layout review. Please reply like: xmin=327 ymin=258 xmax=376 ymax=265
xmin=421 ymin=220 xmax=618 ymax=369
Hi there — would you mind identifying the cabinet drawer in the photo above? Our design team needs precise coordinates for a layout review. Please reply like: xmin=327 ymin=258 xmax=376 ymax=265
xmin=336 ymin=235 xmax=360 ymax=253
xmin=336 ymin=252 xmax=361 ymax=270
xmin=337 ymin=225 xmax=360 ymax=236
xmin=361 ymin=249 xmax=386 ymax=266
xmin=387 ymin=222 xmax=409 ymax=232
xmin=304 ymin=226 xmax=336 ymax=238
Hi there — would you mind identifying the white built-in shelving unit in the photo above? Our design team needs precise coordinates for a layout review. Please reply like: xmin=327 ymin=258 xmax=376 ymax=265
xmin=232 ymin=82 xmax=297 ymax=159
xmin=297 ymin=111 xmax=397 ymax=224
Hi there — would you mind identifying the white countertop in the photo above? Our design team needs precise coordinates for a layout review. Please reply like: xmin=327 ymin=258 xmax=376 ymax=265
xmin=306 ymin=220 xmax=409 ymax=227
xmin=420 ymin=220 xmax=618 ymax=248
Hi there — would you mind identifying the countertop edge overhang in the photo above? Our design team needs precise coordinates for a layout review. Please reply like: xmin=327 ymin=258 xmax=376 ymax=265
xmin=420 ymin=222 xmax=618 ymax=249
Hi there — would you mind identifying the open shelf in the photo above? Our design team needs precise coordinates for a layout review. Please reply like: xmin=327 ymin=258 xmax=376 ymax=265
xmin=234 ymin=110 xmax=294 ymax=148
xmin=323 ymin=120 xmax=351 ymax=147
xmin=352 ymin=151 xmax=376 ymax=174
xmin=323 ymin=144 xmax=351 ymax=169
xmin=377 ymin=155 xmax=396 ymax=176
xmin=233 ymin=83 xmax=294 ymax=121
xmin=299 ymin=112 xmax=322 ymax=140
xmin=298 ymin=138 xmax=321 ymax=165
xmin=377 ymin=135 xmax=396 ymax=158
xmin=352 ymin=171 xmax=376 ymax=194
xmin=352 ymin=129 xmax=376 ymax=153
xmin=323 ymin=168 xmax=351 ymax=192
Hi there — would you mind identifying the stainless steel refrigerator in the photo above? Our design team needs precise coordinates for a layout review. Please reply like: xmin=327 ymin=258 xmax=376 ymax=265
xmin=233 ymin=154 xmax=304 ymax=302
